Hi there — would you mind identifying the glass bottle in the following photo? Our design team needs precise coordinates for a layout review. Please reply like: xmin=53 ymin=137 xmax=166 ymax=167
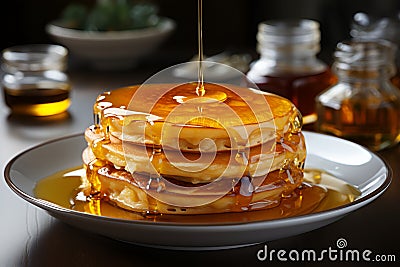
xmin=1 ymin=44 xmax=71 ymax=116
xmin=246 ymin=19 xmax=336 ymax=125
xmin=315 ymin=39 xmax=400 ymax=151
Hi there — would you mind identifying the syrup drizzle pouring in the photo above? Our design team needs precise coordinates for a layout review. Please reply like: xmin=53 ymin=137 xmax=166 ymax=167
xmin=195 ymin=0 xmax=252 ymax=206
xmin=196 ymin=0 xmax=205 ymax=97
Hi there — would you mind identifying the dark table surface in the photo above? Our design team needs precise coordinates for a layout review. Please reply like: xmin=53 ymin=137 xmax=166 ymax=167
xmin=1 ymin=60 xmax=399 ymax=267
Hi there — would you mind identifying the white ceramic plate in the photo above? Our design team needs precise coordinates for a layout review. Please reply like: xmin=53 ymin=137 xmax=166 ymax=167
xmin=4 ymin=132 xmax=391 ymax=250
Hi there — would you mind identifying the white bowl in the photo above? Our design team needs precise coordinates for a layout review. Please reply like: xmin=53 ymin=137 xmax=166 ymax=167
xmin=46 ymin=18 xmax=176 ymax=70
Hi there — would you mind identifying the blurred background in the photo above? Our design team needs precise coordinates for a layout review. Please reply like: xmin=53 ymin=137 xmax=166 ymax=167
xmin=1 ymin=0 xmax=400 ymax=66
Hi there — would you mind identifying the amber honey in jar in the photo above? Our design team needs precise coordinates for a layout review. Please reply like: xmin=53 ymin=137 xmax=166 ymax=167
xmin=1 ymin=44 xmax=71 ymax=116
xmin=315 ymin=40 xmax=400 ymax=151
xmin=246 ymin=19 xmax=336 ymax=125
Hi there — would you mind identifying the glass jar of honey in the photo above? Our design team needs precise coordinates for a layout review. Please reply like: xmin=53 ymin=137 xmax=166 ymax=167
xmin=1 ymin=44 xmax=71 ymax=116
xmin=315 ymin=39 xmax=400 ymax=151
xmin=246 ymin=19 xmax=336 ymax=125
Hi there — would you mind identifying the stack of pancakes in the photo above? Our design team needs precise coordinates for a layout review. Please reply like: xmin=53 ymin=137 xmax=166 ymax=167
xmin=82 ymin=83 xmax=306 ymax=215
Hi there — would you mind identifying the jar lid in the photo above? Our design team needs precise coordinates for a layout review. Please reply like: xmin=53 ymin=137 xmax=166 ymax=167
xmin=256 ymin=19 xmax=321 ymax=57
xmin=334 ymin=39 xmax=397 ymax=74
xmin=350 ymin=12 xmax=400 ymax=44
xmin=1 ymin=44 xmax=68 ymax=72
xmin=257 ymin=19 xmax=320 ymax=45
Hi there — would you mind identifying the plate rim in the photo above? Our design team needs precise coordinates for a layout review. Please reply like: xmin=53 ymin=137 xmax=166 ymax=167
xmin=3 ymin=132 xmax=392 ymax=228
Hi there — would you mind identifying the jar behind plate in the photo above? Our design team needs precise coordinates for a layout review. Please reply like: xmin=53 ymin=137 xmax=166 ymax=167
xmin=1 ymin=44 xmax=71 ymax=116
xmin=315 ymin=39 xmax=400 ymax=151
xmin=246 ymin=19 xmax=336 ymax=125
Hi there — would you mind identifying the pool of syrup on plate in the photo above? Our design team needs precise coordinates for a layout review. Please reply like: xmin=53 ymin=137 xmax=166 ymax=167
xmin=34 ymin=167 xmax=360 ymax=224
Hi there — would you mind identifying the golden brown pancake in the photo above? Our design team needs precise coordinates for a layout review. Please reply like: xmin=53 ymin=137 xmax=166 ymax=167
xmin=94 ymin=83 xmax=301 ymax=152
xmin=82 ymin=147 xmax=303 ymax=214
xmin=84 ymin=127 xmax=305 ymax=184
xmin=82 ymin=83 xmax=306 ymax=214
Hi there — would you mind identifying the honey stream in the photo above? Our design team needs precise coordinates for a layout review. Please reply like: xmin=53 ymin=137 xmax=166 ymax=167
xmin=196 ymin=0 xmax=204 ymax=96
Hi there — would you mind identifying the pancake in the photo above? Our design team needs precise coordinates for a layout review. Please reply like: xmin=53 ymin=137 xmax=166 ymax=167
xmin=81 ymin=83 xmax=306 ymax=215
xmin=82 ymin=148 xmax=303 ymax=214
xmin=94 ymin=83 xmax=301 ymax=152
xmin=84 ymin=126 xmax=305 ymax=183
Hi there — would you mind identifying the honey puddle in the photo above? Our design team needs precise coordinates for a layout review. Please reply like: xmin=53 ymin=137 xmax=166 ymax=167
xmin=34 ymin=167 xmax=360 ymax=224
